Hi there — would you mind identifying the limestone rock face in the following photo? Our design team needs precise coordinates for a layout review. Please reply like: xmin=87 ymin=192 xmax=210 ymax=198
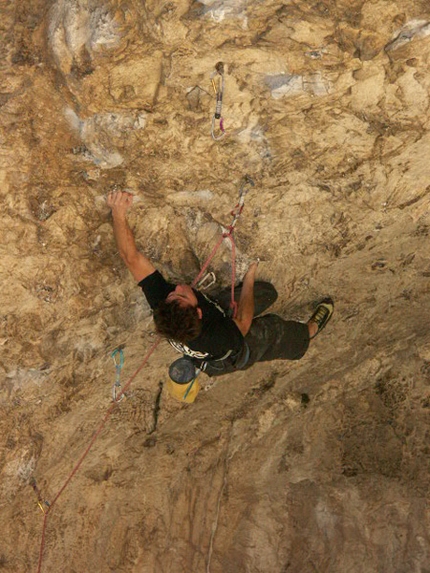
xmin=1 ymin=0 xmax=430 ymax=572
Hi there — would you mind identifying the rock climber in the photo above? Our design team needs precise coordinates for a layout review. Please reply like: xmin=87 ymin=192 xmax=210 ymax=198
xmin=107 ymin=190 xmax=334 ymax=378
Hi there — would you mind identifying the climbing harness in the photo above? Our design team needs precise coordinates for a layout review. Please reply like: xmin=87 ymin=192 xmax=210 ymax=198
xmin=111 ymin=347 xmax=125 ymax=402
xmin=210 ymin=62 xmax=226 ymax=141
xmin=30 ymin=478 xmax=50 ymax=514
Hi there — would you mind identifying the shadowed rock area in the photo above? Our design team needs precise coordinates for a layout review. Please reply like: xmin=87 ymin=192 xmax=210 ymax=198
xmin=1 ymin=0 xmax=430 ymax=572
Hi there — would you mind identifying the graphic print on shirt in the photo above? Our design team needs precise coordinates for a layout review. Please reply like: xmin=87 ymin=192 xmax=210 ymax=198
xmin=200 ymin=292 xmax=227 ymax=316
xmin=168 ymin=339 xmax=209 ymax=359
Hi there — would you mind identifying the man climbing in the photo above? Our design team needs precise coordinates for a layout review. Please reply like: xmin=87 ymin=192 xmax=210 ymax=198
xmin=107 ymin=190 xmax=333 ymax=378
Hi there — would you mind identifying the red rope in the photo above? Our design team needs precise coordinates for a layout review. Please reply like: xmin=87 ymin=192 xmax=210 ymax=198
xmin=192 ymin=230 xmax=238 ymax=318
xmin=37 ymin=514 xmax=48 ymax=573
xmin=191 ymin=234 xmax=224 ymax=288
xmin=225 ymin=233 xmax=238 ymax=318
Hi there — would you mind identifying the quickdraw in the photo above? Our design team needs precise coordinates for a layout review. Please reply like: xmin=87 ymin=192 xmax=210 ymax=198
xmin=210 ymin=62 xmax=226 ymax=141
xmin=30 ymin=477 xmax=50 ymax=514
xmin=224 ymin=175 xmax=255 ymax=236
xmin=191 ymin=175 xmax=255 ymax=319
xmin=111 ymin=347 xmax=125 ymax=402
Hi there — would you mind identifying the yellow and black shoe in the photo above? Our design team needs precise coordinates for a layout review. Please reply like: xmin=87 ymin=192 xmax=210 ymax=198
xmin=309 ymin=298 xmax=334 ymax=339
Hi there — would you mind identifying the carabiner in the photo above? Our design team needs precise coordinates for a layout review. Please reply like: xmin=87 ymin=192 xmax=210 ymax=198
xmin=226 ymin=175 xmax=255 ymax=233
xmin=111 ymin=347 xmax=125 ymax=402
xmin=211 ymin=62 xmax=226 ymax=140
xmin=196 ymin=271 xmax=216 ymax=291
xmin=111 ymin=347 xmax=124 ymax=369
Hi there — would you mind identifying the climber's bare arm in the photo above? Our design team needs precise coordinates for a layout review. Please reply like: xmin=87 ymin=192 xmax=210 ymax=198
xmin=233 ymin=262 xmax=258 ymax=336
xmin=107 ymin=191 xmax=155 ymax=282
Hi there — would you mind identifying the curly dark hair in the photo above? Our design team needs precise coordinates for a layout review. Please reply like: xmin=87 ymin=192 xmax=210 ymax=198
xmin=153 ymin=299 xmax=202 ymax=343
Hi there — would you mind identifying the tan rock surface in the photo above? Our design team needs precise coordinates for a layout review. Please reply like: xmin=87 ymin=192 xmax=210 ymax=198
xmin=1 ymin=0 xmax=430 ymax=572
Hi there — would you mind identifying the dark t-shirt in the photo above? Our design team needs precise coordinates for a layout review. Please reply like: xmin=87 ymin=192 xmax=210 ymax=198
xmin=138 ymin=270 xmax=244 ymax=362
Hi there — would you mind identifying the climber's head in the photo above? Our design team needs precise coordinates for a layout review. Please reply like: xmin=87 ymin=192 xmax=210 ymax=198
xmin=153 ymin=285 xmax=202 ymax=343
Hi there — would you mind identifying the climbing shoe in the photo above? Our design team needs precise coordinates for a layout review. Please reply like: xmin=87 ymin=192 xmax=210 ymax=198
xmin=309 ymin=298 xmax=334 ymax=339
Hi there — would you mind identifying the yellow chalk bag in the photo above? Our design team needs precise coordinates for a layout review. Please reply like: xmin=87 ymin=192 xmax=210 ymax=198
xmin=166 ymin=357 xmax=201 ymax=403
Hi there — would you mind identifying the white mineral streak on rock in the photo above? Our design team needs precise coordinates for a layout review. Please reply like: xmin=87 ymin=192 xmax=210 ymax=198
xmin=386 ymin=19 xmax=430 ymax=51
xmin=236 ymin=121 xmax=272 ymax=160
xmin=265 ymin=73 xmax=304 ymax=98
xmin=168 ymin=190 xmax=214 ymax=204
xmin=16 ymin=455 xmax=37 ymax=482
xmin=49 ymin=0 xmax=90 ymax=72
xmin=65 ymin=108 xmax=146 ymax=168
xmin=1 ymin=451 xmax=38 ymax=501
xmin=315 ymin=501 xmax=338 ymax=540
xmin=265 ymin=72 xmax=331 ymax=99
xmin=6 ymin=368 xmax=48 ymax=390
xmin=49 ymin=0 xmax=120 ymax=74
xmin=198 ymin=0 xmax=248 ymax=22
xmin=88 ymin=7 xmax=119 ymax=49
